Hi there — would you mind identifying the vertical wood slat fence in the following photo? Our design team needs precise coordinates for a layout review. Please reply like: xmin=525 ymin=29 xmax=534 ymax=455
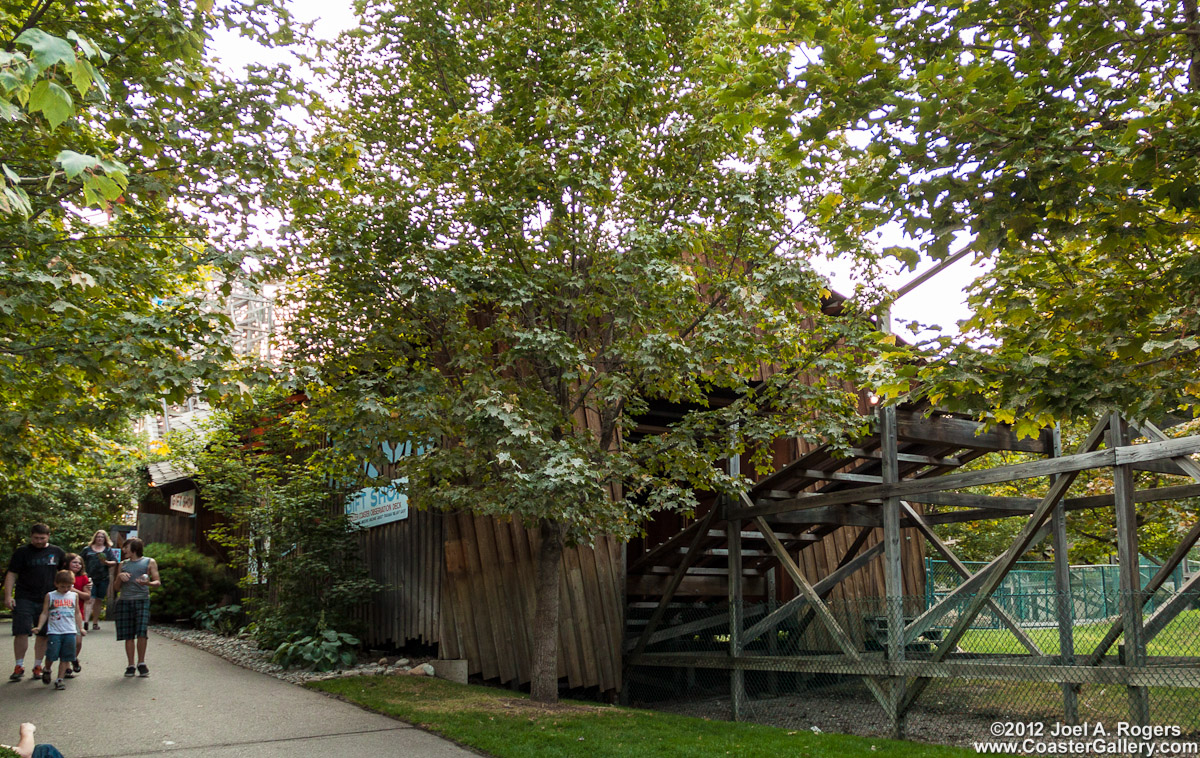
xmin=356 ymin=509 xmax=624 ymax=693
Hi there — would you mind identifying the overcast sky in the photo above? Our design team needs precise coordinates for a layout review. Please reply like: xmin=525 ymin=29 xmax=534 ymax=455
xmin=209 ymin=2 xmax=982 ymax=341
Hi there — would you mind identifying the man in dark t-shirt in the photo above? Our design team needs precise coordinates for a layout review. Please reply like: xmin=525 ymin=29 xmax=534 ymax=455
xmin=3 ymin=524 xmax=67 ymax=682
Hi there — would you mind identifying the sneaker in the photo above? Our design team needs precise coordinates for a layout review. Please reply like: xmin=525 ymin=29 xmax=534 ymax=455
xmin=41 ymin=667 xmax=51 ymax=685
xmin=64 ymin=669 xmax=75 ymax=679
xmin=31 ymin=664 xmax=42 ymax=681
xmin=72 ymin=660 xmax=81 ymax=673
xmin=54 ymin=679 xmax=65 ymax=690
xmin=93 ymin=622 xmax=100 ymax=631
xmin=137 ymin=663 xmax=150 ymax=678
xmin=124 ymin=666 xmax=136 ymax=678
xmin=8 ymin=665 xmax=23 ymax=682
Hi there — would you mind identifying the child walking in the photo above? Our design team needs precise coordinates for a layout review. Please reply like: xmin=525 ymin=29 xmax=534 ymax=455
xmin=63 ymin=554 xmax=91 ymax=677
xmin=112 ymin=538 xmax=160 ymax=677
xmin=30 ymin=570 xmax=86 ymax=690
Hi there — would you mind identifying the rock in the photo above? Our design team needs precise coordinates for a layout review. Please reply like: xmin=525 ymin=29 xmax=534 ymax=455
xmin=378 ymin=657 xmax=388 ymax=666
xmin=395 ymin=658 xmax=410 ymax=667
xmin=407 ymin=666 xmax=427 ymax=676
xmin=420 ymin=663 xmax=435 ymax=676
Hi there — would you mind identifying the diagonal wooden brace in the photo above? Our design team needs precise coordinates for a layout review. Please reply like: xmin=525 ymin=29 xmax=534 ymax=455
xmin=901 ymin=500 xmax=1043 ymax=655
xmin=753 ymin=516 xmax=892 ymax=711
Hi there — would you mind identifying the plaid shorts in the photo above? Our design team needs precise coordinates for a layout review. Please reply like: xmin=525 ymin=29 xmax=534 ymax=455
xmin=113 ymin=598 xmax=150 ymax=640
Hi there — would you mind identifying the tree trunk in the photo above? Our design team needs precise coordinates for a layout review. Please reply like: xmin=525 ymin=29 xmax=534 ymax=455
xmin=530 ymin=517 xmax=566 ymax=703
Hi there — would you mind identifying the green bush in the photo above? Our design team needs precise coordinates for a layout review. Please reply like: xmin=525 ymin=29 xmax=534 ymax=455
xmin=193 ymin=603 xmax=246 ymax=635
xmin=143 ymin=543 xmax=236 ymax=621
xmin=272 ymin=628 xmax=360 ymax=672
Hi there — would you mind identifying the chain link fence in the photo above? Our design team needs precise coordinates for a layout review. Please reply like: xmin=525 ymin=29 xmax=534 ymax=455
xmin=626 ymin=591 xmax=1200 ymax=748
xmin=927 ymin=558 xmax=1198 ymax=627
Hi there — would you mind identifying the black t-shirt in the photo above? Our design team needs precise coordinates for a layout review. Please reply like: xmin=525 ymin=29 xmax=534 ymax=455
xmin=6 ymin=543 xmax=67 ymax=601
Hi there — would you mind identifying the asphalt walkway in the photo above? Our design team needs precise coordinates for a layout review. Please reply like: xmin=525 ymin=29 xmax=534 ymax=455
xmin=0 ymin=622 xmax=478 ymax=757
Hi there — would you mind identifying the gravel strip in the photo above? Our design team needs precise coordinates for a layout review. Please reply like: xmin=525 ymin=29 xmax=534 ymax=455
xmin=152 ymin=625 xmax=423 ymax=685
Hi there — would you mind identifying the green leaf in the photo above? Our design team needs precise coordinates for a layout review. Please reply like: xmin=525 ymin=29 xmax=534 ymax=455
xmin=28 ymin=80 xmax=74 ymax=129
xmin=56 ymin=150 xmax=102 ymax=179
xmin=15 ymin=29 xmax=76 ymax=72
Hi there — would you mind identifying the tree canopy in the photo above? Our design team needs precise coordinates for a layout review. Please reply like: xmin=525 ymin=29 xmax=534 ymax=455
xmin=274 ymin=0 xmax=901 ymax=700
xmin=0 ymin=0 xmax=307 ymax=491
xmin=743 ymin=0 xmax=1200 ymax=427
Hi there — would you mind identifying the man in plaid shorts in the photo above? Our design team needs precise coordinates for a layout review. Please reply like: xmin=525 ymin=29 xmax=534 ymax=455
xmin=111 ymin=538 xmax=160 ymax=678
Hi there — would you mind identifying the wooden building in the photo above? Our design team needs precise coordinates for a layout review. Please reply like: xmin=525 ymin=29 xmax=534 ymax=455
xmin=348 ymin=400 xmax=1060 ymax=696
xmin=138 ymin=460 xmax=228 ymax=561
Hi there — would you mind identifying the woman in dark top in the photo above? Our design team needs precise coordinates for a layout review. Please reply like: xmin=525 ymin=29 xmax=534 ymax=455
xmin=80 ymin=531 xmax=117 ymax=631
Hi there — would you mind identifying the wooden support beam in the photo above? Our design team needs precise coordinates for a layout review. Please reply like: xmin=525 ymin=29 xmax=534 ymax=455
xmin=727 ymin=514 xmax=745 ymax=721
xmin=881 ymin=403 xmax=906 ymax=739
xmin=1049 ymin=425 xmax=1079 ymax=724
xmin=626 ymin=507 xmax=718 ymax=663
xmin=626 ymin=573 xmax=767 ymax=597
xmin=848 ymin=448 xmax=964 ymax=467
xmin=1082 ymin=420 xmax=1200 ymax=665
xmin=622 ymin=603 xmax=768 ymax=651
xmin=735 ymin=433 xmax=1200 ymax=520
xmin=753 ymin=516 xmax=891 ymax=711
xmin=789 ymin=528 xmax=877 ymax=640
xmin=1143 ymin=570 xmax=1200 ymax=643
xmin=741 ymin=541 xmax=885 ymax=646
xmin=895 ymin=410 xmax=1053 ymax=454
xmin=628 ymin=652 xmax=1200 ymax=688
xmin=1111 ymin=414 xmax=1150 ymax=725
xmin=904 ymin=492 xmax=1042 ymax=511
xmin=904 ymin=517 xmax=1052 ymax=645
xmin=900 ymin=501 xmax=1043 ymax=655
xmin=789 ymin=468 xmax=885 ymax=484
xmin=767 ymin=505 xmax=882 ymax=528
xmin=896 ymin=416 xmax=1111 ymax=717
xmin=630 ymin=518 xmax=705 ymax=573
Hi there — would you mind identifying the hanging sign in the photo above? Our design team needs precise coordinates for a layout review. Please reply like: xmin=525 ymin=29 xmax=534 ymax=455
xmin=169 ymin=489 xmax=196 ymax=515
xmin=345 ymin=441 xmax=424 ymax=528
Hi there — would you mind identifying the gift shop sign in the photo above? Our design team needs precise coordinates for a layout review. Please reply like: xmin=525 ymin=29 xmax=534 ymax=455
xmin=345 ymin=441 xmax=423 ymax=528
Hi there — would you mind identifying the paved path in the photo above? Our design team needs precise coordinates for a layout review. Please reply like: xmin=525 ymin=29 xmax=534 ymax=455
xmin=0 ymin=622 xmax=478 ymax=757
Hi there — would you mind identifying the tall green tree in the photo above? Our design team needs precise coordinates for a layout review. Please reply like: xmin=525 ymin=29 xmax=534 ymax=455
xmin=0 ymin=0 xmax=308 ymax=492
xmin=740 ymin=0 xmax=1200 ymax=427
xmin=277 ymin=0 xmax=900 ymax=701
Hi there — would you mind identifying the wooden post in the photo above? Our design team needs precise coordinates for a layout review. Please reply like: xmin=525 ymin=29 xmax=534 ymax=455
xmin=1110 ymin=413 xmax=1149 ymax=725
xmin=728 ymin=440 xmax=745 ymax=722
xmin=766 ymin=566 xmax=779 ymax=695
xmin=1050 ymin=424 xmax=1079 ymax=723
xmin=881 ymin=393 xmax=906 ymax=739
xmin=728 ymin=510 xmax=745 ymax=721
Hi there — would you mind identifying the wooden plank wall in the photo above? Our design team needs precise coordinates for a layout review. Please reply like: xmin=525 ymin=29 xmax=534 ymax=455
xmin=138 ymin=512 xmax=192 ymax=548
xmin=440 ymin=512 xmax=624 ymax=693
xmin=356 ymin=507 xmax=443 ymax=647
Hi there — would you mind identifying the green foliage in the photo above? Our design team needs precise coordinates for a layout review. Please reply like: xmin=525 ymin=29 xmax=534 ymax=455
xmin=0 ymin=746 xmax=18 ymax=758
xmin=0 ymin=0 xmax=311 ymax=495
xmin=271 ymin=627 xmax=360 ymax=672
xmin=192 ymin=602 xmax=245 ymax=636
xmin=180 ymin=389 xmax=382 ymax=646
xmin=144 ymin=542 xmax=236 ymax=622
xmin=0 ymin=437 xmax=138 ymax=569
xmin=275 ymin=0 xmax=901 ymax=548
xmin=736 ymin=0 xmax=1200 ymax=425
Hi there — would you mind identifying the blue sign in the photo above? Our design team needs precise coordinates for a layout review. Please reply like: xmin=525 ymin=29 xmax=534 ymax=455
xmin=345 ymin=478 xmax=409 ymax=528
xmin=344 ymin=441 xmax=426 ymax=528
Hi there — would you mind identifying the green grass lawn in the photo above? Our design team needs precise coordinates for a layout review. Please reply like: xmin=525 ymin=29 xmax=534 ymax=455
xmin=957 ymin=609 xmax=1200 ymax=657
xmin=309 ymin=675 xmax=977 ymax=758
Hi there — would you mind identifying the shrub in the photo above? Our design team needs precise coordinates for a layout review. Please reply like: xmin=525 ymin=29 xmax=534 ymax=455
xmin=272 ymin=628 xmax=360 ymax=672
xmin=192 ymin=603 xmax=245 ymax=635
xmin=143 ymin=543 xmax=236 ymax=621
